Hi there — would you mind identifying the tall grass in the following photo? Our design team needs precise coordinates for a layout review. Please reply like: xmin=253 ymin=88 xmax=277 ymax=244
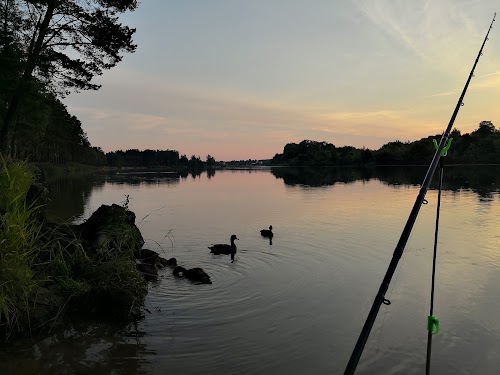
xmin=0 ymin=159 xmax=40 ymax=335
xmin=1 ymin=160 xmax=146 ymax=341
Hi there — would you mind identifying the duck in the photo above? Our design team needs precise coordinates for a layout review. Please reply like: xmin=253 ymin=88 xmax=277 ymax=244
xmin=173 ymin=266 xmax=212 ymax=284
xmin=209 ymin=234 xmax=239 ymax=261
xmin=260 ymin=225 xmax=273 ymax=238
xmin=208 ymin=234 xmax=238 ymax=255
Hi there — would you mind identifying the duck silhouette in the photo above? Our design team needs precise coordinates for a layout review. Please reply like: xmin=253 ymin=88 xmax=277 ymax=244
xmin=208 ymin=234 xmax=238 ymax=261
xmin=173 ymin=266 xmax=212 ymax=284
xmin=260 ymin=225 xmax=273 ymax=238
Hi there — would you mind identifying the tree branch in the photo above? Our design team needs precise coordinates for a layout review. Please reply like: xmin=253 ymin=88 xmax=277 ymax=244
xmin=45 ymin=41 xmax=93 ymax=48
xmin=42 ymin=18 xmax=80 ymax=49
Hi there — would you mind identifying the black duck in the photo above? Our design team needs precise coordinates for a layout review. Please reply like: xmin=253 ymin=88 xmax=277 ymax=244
xmin=173 ymin=266 xmax=212 ymax=284
xmin=208 ymin=234 xmax=238 ymax=255
xmin=260 ymin=225 xmax=273 ymax=238
xmin=209 ymin=234 xmax=239 ymax=261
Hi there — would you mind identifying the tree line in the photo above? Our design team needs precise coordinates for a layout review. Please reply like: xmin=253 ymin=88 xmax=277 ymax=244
xmin=271 ymin=121 xmax=499 ymax=166
xmin=106 ymin=149 xmax=217 ymax=170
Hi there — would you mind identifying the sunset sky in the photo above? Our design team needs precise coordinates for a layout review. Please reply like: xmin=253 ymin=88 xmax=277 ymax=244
xmin=63 ymin=1 xmax=499 ymax=161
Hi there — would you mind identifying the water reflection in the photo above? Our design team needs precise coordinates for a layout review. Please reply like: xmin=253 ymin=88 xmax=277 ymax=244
xmin=207 ymin=168 xmax=216 ymax=179
xmin=45 ymin=167 xmax=499 ymax=223
xmin=17 ymin=166 xmax=500 ymax=374
xmin=108 ymin=171 xmax=181 ymax=186
xmin=0 ymin=321 xmax=154 ymax=375
xmin=179 ymin=169 xmax=204 ymax=179
xmin=270 ymin=166 xmax=371 ymax=186
xmin=271 ymin=166 xmax=500 ymax=200
xmin=44 ymin=174 xmax=105 ymax=222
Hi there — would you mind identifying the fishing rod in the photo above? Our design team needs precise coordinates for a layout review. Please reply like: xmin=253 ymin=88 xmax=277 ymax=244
xmin=425 ymin=138 xmax=451 ymax=375
xmin=344 ymin=12 xmax=496 ymax=375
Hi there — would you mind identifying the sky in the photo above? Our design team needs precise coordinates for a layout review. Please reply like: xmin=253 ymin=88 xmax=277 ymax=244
xmin=63 ymin=1 xmax=500 ymax=161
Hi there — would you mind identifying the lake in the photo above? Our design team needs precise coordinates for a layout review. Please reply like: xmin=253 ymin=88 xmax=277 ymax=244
xmin=1 ymin=166 xmax=499 ymax=374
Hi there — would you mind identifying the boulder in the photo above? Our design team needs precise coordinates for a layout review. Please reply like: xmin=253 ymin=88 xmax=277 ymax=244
xmin=75 ymin=204 xmax=144 ymax=259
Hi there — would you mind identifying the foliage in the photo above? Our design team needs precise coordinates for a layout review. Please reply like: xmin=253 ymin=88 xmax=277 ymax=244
xmin=0 ymin=0 xmax=137 ymax=157
xmin=271 ymin=122 xmax=500 ymax=166
xmin=106 ymin=149 xmax=181 ymax=167
xmin=105 ymin=149 xmax=212 ymax=170
xmin=0 ymin=1 xmax=111 ymax=164
xmin=6 ymin=88 xmax=106 ymax=164
xmin=1 ymin=0 xmax=137 ymax=94
xmin=206 ymin=154 xmax=216 ymax=169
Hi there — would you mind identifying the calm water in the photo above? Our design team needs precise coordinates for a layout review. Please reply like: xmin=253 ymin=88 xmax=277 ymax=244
xmin=2 ymin=166 xmax=499 ymax=375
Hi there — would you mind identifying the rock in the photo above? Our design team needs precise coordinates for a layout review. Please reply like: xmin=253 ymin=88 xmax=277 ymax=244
xmin=135 ymin=248 xmax=161 ymax=267
xmin=75 ymin=204 xmax=144 ymax=259
xmin=160 ymin=257 xmax=177 ymax=268
xmin=135 ymin=249 xmax=177 ymax=269
xmin=135 ymin=248 xmax=159 ymax=260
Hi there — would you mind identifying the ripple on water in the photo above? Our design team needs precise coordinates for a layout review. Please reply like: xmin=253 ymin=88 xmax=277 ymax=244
xmin=142 ymin=234 xmax=342 ymax=373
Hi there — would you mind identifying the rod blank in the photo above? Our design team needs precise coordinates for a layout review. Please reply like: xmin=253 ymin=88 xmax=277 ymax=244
xmin=343 ymin=12 xmax=496 ymax=375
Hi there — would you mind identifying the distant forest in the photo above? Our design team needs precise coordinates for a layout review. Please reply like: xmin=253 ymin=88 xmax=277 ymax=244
xmin=271 ymin=121 xmax=500 ymax=166
xmin=106 ymin=150 xmax=216 ymax=169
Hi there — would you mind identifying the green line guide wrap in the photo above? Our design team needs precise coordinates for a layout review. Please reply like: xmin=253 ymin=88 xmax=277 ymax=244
xmin=433 ymin=138 xmax=453 ymax=156
xmin=428 ymin=315 xmax=440 ymax=335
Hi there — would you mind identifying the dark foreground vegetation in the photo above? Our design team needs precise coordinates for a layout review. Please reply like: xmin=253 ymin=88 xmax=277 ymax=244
xmin=0 ymin=0 xmax=216 ymax=170
xmin=0 ymin=161 xmax=154 ymax=343
xmin=272 ymin=121 xmax=500 ymax=166
xmin=0 ymin=0 xmax=139 ymax=162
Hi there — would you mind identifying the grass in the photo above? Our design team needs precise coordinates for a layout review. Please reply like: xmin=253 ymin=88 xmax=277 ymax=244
xmin=0 ymin=159 xmax=146 ymax=342
xmin=0 ymin=159 xmax=40 ymax=336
